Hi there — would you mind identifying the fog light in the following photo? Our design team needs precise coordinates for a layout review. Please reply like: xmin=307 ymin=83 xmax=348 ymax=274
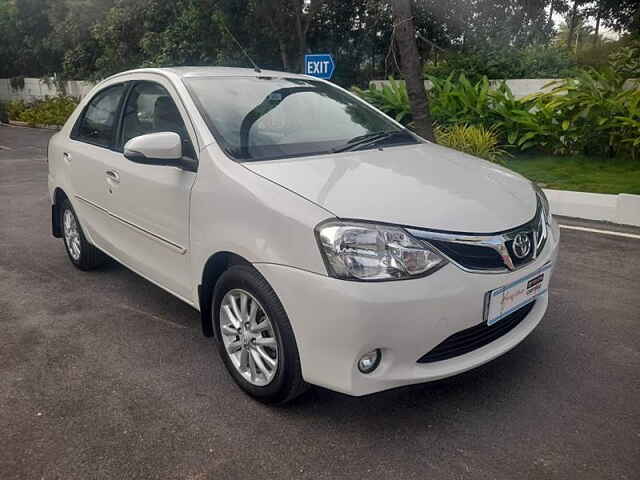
xmin=358 ymin=349 xmax=382 ymax=374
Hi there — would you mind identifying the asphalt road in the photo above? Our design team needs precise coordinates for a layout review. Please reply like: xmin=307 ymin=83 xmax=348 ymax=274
xmin=1 ymin=124 xmax=639 ymax=480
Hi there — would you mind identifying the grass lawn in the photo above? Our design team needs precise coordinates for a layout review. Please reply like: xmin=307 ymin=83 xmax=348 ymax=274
xmin=506 ymin=153 xmax=640 ymax=195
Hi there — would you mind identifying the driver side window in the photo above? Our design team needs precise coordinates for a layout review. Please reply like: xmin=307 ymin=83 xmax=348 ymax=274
xmin=121 ymin=82 xmax=195 ymax=158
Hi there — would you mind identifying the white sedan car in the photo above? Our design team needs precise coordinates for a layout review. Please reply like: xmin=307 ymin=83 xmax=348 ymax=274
xmin=48 ymin=67 xmax=559 ymax=403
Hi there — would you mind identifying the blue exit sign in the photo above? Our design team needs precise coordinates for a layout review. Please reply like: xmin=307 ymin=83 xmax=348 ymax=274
xmin=304 ymin=54 xmax=335 ymax=80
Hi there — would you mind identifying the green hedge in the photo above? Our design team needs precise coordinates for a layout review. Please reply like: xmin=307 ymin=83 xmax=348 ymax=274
xmin=353 ymin=69 xmax=640 ymax=160
xmin=6 ymin=96 xmax=78 ymax=127
xmin=424 ymin=45 xmax=577 ymax=81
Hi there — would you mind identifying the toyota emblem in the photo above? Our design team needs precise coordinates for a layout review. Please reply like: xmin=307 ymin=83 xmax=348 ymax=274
xmin=512 ymin=232 xmax=532 ymax=259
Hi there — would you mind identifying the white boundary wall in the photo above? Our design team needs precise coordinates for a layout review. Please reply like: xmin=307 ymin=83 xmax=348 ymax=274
xmin=0 ymin=77 xmax=94 ymax=102
xmin=370 ymin=79 xmax=559 ymax=98
xmin=544 ymin=189 xmax=640 ymax=227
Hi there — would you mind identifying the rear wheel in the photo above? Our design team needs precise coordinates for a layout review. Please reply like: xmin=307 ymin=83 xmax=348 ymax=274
xmin=213 ymin=266 xmax=308 ymax=404
xmin=61 ymin=199 xmax=106 ymax=270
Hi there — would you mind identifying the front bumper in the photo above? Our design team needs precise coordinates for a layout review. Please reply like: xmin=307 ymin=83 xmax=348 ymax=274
xmin=255 ymin=220 xmax=560 ymax=396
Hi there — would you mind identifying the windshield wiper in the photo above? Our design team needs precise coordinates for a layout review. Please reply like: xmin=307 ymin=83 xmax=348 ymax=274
xmin=331 ymin=130 xmax=414 ymax=153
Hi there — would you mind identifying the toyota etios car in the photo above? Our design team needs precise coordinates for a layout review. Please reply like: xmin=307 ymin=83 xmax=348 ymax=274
xmin=48 ymin=67 xmax=559 ymax=403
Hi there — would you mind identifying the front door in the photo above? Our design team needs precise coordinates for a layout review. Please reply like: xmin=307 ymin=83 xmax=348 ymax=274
xmin=105 ymin=81 xmax=197 ymax=301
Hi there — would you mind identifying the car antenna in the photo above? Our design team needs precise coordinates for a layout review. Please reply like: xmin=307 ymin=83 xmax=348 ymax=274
xmin=219 ymin=18 xmax=261 ymax=74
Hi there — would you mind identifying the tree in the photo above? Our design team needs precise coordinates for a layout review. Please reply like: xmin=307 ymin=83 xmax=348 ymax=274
xmin=595 ymin=0 xmax=640 ymax=36
xmin=556 ymin=17 xmax=595 ymax=52
xmin=254 ymin=0 xmax=323 ymax=72
xmin=0 ymin=0 xmax=60 ymax=77
xmin=566 ymin=1 xmax=580 ymax=50
xmin=390 ymin=0 xmax=434 ymax=141
xmin=0 ymin=0 xmax=611 ymax=84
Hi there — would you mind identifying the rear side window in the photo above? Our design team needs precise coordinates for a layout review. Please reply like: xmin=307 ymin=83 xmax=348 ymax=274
xmin=73 ymin=84 xmax=126 ymax=148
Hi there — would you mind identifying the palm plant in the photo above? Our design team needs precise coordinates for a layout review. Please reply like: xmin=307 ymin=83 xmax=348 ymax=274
xmin=545 ymin=68 xmax=635 ymax=156
xmin=427 ymin=73 xmax=495 ymax=128
xmin=351 ymin=77 xmax=411 ymax=125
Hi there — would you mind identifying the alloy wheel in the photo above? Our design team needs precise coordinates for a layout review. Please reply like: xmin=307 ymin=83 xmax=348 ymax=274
xmin=219 ymin=289 xmax=278 ymax=386
xmin=63 ymin=208 xmax=81 ymax=261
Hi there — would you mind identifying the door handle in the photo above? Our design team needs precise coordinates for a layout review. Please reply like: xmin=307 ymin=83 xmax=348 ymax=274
xmin=105 ymin=170 xmax=120 ymax=184
xmin=63 ymin=152 xmax=72 ymax=163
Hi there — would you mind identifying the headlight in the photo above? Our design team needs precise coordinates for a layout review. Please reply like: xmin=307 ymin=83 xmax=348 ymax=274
xmin=532 ymin=182 xmax=551 ymax=223
xmin=315 ymin=220 xmax=447 ymax=281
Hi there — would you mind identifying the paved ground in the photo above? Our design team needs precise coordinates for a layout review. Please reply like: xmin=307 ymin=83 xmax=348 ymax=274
xmin=1 ymin=124 xmax=639 ymax=480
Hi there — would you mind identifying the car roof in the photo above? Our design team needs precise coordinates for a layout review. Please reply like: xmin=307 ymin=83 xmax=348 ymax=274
xmin=108 ymin=66 xmax=311 ymax=81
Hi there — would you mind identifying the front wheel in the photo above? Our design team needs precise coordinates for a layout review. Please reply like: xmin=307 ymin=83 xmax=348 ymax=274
xmin=213 ymin=266 xmax=308 ymax=404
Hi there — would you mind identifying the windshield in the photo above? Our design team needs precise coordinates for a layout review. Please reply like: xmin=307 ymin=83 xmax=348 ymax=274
xmin=184 ymin=76 xmax=418 ymax=161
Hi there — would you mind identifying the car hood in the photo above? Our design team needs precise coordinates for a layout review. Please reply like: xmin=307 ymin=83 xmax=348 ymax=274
xmin=243 ymin=143 xmax=537 ymax=233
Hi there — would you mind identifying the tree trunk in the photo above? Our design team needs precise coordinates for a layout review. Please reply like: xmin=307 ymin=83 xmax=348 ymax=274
xmin=294 ymin=12 xmax=304 ymax=73
xmin=292 ymin=0 xmax=317 ymax=73
xmin=567 ymin=0 xmax=578 ymax=50
xmin=593 ymin=9 xmax=601 ymax=47
xmin=391 ymin=0 xmax=434 ymax=142
xmin=279 ymin=39 xmax=290 ymax=71
xmin=298 ymin=34 xmax=307 ymax=73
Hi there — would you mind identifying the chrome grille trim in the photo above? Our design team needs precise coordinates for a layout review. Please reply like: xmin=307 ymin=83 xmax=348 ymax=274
xmin=407 ymin=202 xmax=549 ymax=274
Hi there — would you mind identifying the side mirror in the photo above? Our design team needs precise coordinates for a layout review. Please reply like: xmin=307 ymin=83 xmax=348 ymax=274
xmin=124 ymin=132 xmax=197 ymax=172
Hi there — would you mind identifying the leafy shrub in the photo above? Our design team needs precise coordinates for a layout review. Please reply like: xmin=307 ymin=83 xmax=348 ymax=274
xmin=609 ymin=43 xmax=640 ymax=79
xmin=427 ymin=73 xmax=498 ymax=128
xmin=9 ymin=96 xmax=78 ymax=126
xmin=518 ymin=45 xmax=578 ymax=78
xmin=494 ymin=93 xmax=573 ymax=154
xmin=575 ymin=42 xmax=619 ymax=72
xmin=492 ymin=69 xmax=640 ymax=158
xmin=352 ymin=77 xmax=411 ymax=125
xmin=435 ymin=124 xmax=506 ymax=163
xmin=425 ymin=46 xmax=577 ymax=81
xmin=354 ymin=69 xmax=639 ymax=160
xmin=611 ymin=86 xmax=640 ymax=160
xmin=6 ymin=99 xmax=28 ymax=120
xmin=354 ymin=73 xmax=519 ymax=130
xmin=543 ymin=69 xmax=639 ymax=157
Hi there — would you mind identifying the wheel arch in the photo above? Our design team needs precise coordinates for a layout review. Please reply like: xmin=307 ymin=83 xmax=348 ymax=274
xmin=198 ymin=251 xmax=252 ymax=337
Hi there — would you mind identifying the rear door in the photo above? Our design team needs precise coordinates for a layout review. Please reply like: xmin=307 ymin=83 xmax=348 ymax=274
xmin=105 ymin=80 xmax=197 ymax=301
xmin=65 ymin=83 xmax=128 ymax=251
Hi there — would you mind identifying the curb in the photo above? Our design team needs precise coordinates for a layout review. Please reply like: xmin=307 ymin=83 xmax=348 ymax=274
xmin=8 ymin=120 xmax=61 ymax=130
xmin=543 ymin=189 xmax=640 ymax=227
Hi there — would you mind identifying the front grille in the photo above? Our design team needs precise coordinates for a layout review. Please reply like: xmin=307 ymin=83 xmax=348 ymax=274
xmin=417 ymin=301 xmax=535 ymax=363
xmin=428 ymin=239 xmax=504 ymax=270
xmin=411 ymin=202 xmax=547 ymax=272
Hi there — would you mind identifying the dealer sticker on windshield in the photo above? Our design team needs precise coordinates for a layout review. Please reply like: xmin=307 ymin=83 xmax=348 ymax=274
xmin=485 ymin=263 xmax=552 ymax=326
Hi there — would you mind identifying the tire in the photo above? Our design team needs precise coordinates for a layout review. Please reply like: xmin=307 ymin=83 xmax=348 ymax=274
xmin=60 ymin=199 xmax=106 ymax=270
xmin=212 ymin=265 xmax=308 ymax=404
